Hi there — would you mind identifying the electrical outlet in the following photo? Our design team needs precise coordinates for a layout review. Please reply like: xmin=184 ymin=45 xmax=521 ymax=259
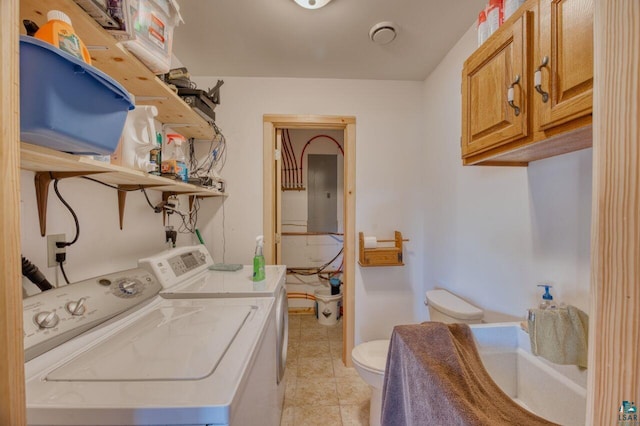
xmin=47 ymin=234 xmax=66 ymax=267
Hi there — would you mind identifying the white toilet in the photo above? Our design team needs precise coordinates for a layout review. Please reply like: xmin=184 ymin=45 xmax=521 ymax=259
xmin=351 ymin=289 xmax=484 ymax=426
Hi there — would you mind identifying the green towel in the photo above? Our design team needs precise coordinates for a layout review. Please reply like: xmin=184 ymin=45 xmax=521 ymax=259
xmin=528 ymin=305 xmax=589 ymax=368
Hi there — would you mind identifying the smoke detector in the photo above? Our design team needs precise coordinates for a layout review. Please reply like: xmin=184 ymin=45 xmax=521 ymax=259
xmin=369 ymin=21 xmax=397 ymax=45
xmin=294 ymin=0 xmax=333 ymax=9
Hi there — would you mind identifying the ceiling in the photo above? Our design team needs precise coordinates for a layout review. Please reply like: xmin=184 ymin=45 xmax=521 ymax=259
xmin=172 ymin=0 xmax=486 ymax=81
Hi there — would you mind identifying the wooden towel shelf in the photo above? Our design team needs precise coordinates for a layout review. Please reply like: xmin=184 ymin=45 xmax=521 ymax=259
xmin=358 ymin=231 xmax=408 ymax=267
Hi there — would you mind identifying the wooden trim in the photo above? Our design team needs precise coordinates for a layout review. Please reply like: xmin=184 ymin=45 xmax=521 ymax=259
xmin=263 ymin=115 xmax=356 ymax=367
xmin=263 ymin=114 xmax=356 ymax=127
xmin=587 ymin=1 xmax=640 ymax=424
xmin=275 ymin=129 xmax=283 ymax=263
xmin=342 ymin=122 xmax=356 ymax=367
xmin=263 ymin=121 xmax=276 ymax=263
xmin=0 ymin=0 xmax=26 ymax=424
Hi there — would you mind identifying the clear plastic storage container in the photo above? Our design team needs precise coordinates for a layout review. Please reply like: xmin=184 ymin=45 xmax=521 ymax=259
xmin=110 ymin=0 xmax=182 ymax=74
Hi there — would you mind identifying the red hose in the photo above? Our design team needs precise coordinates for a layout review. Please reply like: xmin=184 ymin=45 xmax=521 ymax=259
xmin=299 ymin=135 xmax=344 ymax=185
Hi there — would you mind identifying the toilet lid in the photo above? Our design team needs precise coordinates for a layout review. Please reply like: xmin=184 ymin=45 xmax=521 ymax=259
xmin=351 ymin=339 xmax=389 ymax=373
xmin=425 ymin=289 xmax=483 ymax=320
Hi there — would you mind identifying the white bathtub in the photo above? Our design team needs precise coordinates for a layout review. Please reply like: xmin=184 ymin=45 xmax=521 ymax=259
xmin=470 ymin=323 xmax=587 ymax=426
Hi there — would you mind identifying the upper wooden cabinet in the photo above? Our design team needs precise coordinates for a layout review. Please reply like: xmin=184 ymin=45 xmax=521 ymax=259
xmin=461 ymin=12 xmax=532 ymax=158
xmin=461 ymin=0 xmax=593 ymax=166
xmin=537 ymin=0 xmax=594 ymax=130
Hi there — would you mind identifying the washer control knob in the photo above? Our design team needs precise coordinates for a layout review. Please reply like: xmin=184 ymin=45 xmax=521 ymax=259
xmin=35 ymin=311 xmax=59 ymax=329
xmin=65 ymin=298 xmax=86 ymax=316
xmin=118 ymin=279 xmax=139 ymax=296
xmin=199 ymin=252 xmax=206 ymax=262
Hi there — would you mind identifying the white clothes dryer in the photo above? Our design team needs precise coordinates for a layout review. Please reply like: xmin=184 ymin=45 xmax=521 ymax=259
xmin=24 ymin=267 xmax=279 ymax=426
xmin=139 ymin=245 xmax=288 ymax=416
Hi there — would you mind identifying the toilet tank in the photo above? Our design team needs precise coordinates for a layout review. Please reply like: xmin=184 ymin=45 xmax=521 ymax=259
xmin=425 ymin=289 xmax=483 ymax=324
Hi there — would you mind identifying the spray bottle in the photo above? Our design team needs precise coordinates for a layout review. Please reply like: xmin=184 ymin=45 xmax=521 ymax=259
xmin=253 ymin=236 xmax=265 ymax=282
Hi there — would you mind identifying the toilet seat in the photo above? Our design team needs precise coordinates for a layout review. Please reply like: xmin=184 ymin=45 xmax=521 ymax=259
xmin=351 ymin=339 xmax=390 ymax=373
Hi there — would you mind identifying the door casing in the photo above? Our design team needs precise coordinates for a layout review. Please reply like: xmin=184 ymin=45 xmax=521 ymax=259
xmin=263 ymin=115 xmax=356 ymax=365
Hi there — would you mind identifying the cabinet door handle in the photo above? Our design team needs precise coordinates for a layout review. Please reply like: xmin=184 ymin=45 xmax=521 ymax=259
xmin=507 ymin=74 xmax=521 ymax=116
xmin=534 ymin=56 xmax=549 ymax=103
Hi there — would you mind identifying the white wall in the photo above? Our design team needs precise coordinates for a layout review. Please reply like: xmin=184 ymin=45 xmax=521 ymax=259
xmin=421 ymin=26 xmax=592 ymax=321
xmin=192 ymin=76 xmax=425 ymax=343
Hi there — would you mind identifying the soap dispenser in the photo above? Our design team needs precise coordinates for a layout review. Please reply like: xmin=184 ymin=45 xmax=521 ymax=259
xmin=537 ymin=284 xmax=555 ymax=309
xmin=253 ymin=236 xmax=265 ymax=282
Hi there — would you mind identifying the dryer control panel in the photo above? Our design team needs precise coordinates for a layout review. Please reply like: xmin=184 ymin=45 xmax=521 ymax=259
xmin=23 ymin=268 xmax=161 ymax=362
xmin=139 ymin=245 xmax=214 ymax=289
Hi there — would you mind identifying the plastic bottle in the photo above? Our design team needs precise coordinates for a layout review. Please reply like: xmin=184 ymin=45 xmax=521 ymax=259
xmin=34 ymin=10 xmax=92 ymax=64
xmin=118 ymin=105 xmax=158 ymax=172
xmin=477 ymin=10 xmax=489 ymax=46
xmin=537 ymin=284 xmax=556 ymax=309
xmin=161 ymin=133 xmax=188 ymax=182
xmin=253 ymin=236 xmax=266 ymax=282
xmin=487 ymin=0 xmax=503 ymax=37
xmin=149 ymin=132 xmax=162 ymax=175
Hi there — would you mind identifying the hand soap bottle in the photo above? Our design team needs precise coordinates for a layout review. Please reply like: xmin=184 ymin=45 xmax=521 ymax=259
xmin=537 ymin=284 xmax=555 ymax=309
xmin=253 ymin=236 xmax=265 ymax=282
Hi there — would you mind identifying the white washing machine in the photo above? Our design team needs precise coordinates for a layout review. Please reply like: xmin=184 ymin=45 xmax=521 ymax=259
xmin=23 ymin=267 xmax=279 ymax=426
xmin=138 ymin=245 xmax=288 ymax=417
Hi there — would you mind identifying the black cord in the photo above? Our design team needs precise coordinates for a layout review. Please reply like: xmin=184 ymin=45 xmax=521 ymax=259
xmin=81 ymin=176 xmax=142 ymax=192
xmin=141 ymin=187 xmax=158 ymax=211
xmin=81 ymin=177 xmax=160 ymax=214
xmin=52 ymin=177 xmax=80 ymax=247
xmin=177 ymin=197 xmax=200 ymax=234
xmin=58 ymin=260 xmax=70 ymax=284
xmin=21 ymin=255 xmax=54 ymax=291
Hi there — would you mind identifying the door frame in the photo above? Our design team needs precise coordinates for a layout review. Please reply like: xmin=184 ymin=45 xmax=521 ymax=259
xmin=1 ymin=0 xmax=26 ymax=424
xmin=263 ymin=114 xmax=356 ymax=365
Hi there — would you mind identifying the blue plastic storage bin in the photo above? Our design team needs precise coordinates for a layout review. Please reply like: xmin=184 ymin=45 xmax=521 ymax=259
xmin=20 ymin=36 xmax=134 ymax=155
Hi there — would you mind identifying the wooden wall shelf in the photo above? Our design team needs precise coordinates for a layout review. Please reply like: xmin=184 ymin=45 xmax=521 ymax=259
xmin=21 ymin=143 xmax=225 ymax=235
xmin=358 ymin=231 xmax=407 ymax=267
xmin=19 ymin=0 xmax=215 ymax=141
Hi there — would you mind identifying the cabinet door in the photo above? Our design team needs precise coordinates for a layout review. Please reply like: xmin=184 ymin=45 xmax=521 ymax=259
xmin=461 ymin=13 xmax=531 ymax=158
xmin=537 ymin=0 xmax=593 ymax=130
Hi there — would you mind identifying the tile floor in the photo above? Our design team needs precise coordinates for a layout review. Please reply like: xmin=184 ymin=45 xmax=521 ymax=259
xmin=280 ymin=313 xmax=371 ymax=426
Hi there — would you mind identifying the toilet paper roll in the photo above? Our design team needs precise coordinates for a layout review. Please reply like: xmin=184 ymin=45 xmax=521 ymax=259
xmin=364 ymin=236 xmax=378 ymax=249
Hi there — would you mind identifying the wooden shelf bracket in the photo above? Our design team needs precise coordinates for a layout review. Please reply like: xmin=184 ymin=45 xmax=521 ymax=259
xmin=116 ymin=184 xmax=164 ymax=230
xmin=34 ymin=171 xmax=106 ymax=236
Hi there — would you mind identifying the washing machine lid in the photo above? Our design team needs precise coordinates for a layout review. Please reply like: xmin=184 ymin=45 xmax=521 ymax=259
xmin=351 ymin=339 xmax=390 ymax=373
xmin=46 ymin=304 xmax=252 ymax=381
xmin=425 ymin=289 xmax=483 ymax=320
xmin=161 ymin=265 xmax=285 ymax=298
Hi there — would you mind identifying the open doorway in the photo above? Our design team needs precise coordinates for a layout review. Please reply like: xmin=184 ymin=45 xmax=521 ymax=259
xmin=280 ymin=129 xmax=344 ymax=316
xmin=263 ymin=115 xmax=356 ymax=365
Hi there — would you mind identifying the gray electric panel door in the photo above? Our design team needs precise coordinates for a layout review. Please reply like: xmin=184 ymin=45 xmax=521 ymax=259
xmin=307 ymin=154 xmax=338 ymax=233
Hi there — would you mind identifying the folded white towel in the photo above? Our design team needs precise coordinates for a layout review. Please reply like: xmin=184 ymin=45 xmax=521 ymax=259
xmin=528 ymin=305 xmax=588 ymax=368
